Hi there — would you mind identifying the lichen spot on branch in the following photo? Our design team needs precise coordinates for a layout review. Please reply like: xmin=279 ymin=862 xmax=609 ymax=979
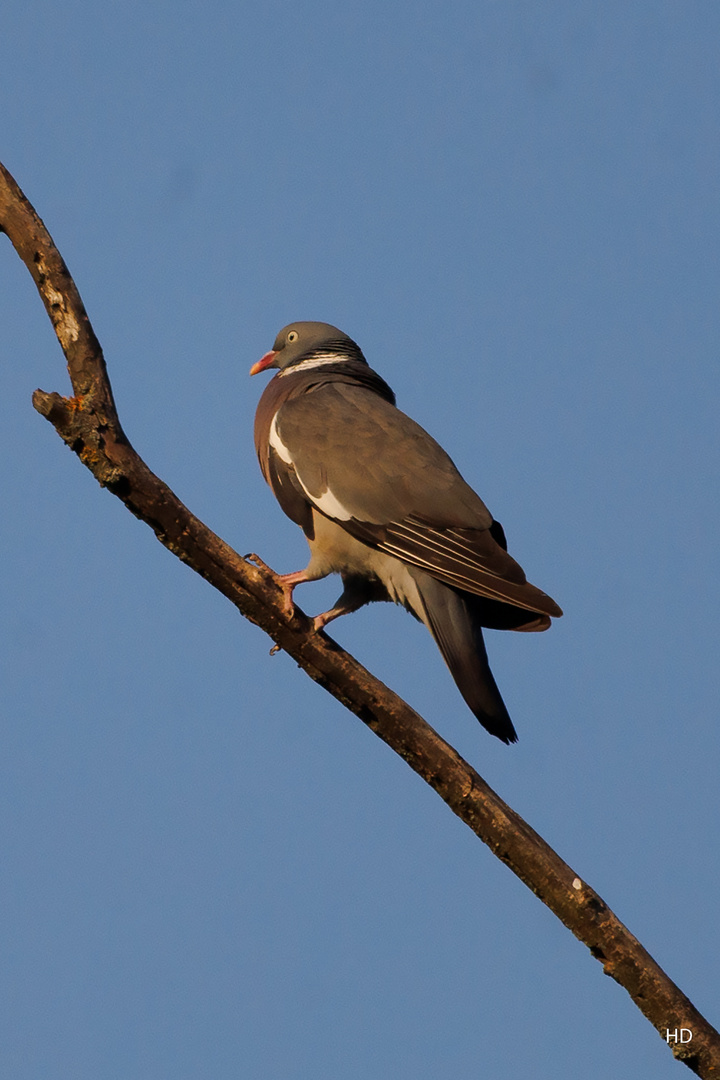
xmin=44 ymin=282 xmax=80 ymax=346
xmin=33 ymin=251 xmax=81 ymax=347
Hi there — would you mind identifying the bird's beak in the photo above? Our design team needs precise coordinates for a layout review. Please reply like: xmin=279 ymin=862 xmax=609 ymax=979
xmin=249 ymin=350 xmax=277 ymax=376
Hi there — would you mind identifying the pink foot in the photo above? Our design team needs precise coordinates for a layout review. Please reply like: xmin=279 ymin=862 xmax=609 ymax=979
xmin=244 ymin=552 xmax=272 ymax=572
xmin=312 ymin=607 xmax=342 ymax=632
xmin=276 ymin=570 xmax=311 ymax=618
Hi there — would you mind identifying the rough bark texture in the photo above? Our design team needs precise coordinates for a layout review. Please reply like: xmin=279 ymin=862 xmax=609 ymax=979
xmin=2 ymin=161 xmax=718 ymax=1077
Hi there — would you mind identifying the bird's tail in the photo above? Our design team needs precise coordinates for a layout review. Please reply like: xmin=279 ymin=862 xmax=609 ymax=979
xmin=410 ymin=570 xmax=518 ymax=744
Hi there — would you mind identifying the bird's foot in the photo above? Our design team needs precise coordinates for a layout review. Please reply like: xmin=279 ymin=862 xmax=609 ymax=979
xmin=276 ymin=570 xmax=310 ymax=619
xmin=244 ymin=555 xmax=304 ymax=619
xmin=311 ymin=602 xmax=357 ymax=633
xmin=244 ymin=552 xmax=273 ymax=573
xmin=312 ymin=610 xmax=335 ymax=632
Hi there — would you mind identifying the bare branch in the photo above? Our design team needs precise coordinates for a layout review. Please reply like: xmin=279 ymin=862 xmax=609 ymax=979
xmin=2 ymin=160 xmax=717 ymax=1077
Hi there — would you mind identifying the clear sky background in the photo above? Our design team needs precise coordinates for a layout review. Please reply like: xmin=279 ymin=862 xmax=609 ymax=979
xmin=1 ymin=3 xmax=718 ymax=1078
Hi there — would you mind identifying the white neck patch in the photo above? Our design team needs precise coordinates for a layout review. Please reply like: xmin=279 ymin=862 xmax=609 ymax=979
xmin=278 ymin=352 xmax=352 ymax=376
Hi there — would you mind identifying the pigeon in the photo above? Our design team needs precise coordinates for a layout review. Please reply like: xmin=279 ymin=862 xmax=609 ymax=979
xmin=251 ymin=321 xmax=561 ymax=743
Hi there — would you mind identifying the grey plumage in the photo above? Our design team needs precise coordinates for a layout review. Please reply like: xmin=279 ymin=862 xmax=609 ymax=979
xmin=251 ymin=321 xmax=562 ymax=744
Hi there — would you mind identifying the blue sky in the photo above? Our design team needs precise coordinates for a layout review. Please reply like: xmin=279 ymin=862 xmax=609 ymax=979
xmin=1 ymin=3 xmax=719 ymax=1077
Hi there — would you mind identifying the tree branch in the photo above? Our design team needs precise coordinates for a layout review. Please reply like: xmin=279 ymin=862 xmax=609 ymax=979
xmin=2 ymin=160 xmax=717 ymax=1077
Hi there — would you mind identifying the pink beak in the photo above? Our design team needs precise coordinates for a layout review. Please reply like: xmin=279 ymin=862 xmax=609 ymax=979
xmin=249 ymin=350 xmax=277 ymax=376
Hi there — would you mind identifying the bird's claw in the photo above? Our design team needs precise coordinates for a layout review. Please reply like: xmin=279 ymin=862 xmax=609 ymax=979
xmin=276 ymin=570 xmax=311 ymax=620
xmin=244 ymin=552 xmax=273 ymax=573
xmin=244 ymin=555 xmax=297 ymax=618
xmin=276 ymin=582 xmax=297 ymax=620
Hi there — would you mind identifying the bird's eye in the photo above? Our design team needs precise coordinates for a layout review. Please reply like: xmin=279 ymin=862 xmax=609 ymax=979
xmin=287 ymin=330 xmax=299 ymax=343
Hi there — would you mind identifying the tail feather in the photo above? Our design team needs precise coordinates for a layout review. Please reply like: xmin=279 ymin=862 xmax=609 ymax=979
xmin=410 ymin=570 xmax=518 ymax=744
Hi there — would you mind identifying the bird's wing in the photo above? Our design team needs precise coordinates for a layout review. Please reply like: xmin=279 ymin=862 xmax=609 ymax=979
xmin=272 ymin=382 xmax=562 ymax=619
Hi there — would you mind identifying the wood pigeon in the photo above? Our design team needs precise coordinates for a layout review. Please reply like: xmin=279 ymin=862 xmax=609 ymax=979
xmin=251 ymin=321 xmax=562 ymax=744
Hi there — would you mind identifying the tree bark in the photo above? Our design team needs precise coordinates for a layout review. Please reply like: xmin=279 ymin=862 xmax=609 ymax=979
xmin=2 ymin=160 xmax=718 ymax=1077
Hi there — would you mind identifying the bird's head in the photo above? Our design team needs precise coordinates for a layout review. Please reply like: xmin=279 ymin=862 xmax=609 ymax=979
xmin=250 ymin=321 xmax=366 ymax=375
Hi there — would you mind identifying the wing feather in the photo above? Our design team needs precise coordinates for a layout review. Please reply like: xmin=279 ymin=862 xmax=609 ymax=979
xmin=349 ymin=517 xmax=562 ymax=617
